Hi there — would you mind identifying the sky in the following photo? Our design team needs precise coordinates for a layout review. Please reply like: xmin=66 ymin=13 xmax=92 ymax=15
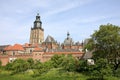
xmin=0 ymin=0 xmax=120 ymax=45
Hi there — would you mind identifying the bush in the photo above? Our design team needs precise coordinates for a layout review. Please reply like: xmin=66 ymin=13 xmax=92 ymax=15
xmin=88 ymin=58 xmax=112 ymax=80
xmin=0 ymin=60 xmax=2 ymax=68
xmin=114 ymin=67 xmax=120 ymax=77
xmin=51 ymin=54 xmax=65 ymax=68
xmin=27 ymin=58 xmax=34 ymax=69
xmin=61 ymin=54 xmax=78 ymax=72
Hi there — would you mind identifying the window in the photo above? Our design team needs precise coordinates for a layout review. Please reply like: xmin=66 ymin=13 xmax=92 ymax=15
xmin=13 ymin=51 xmax=15 ymax=56
xmin=30 ymin=49 xmax=32 ymax=53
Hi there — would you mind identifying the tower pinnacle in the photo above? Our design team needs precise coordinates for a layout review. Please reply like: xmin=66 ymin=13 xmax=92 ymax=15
xmin=34 ymin=13 xmax=42 ymax=28
xmin=67 ymin=32 xmax=70 ymax=39
xmin=37 ymin=13 xmax=39 ymax=16
xmin=30 ymin=14 xmax=44 ymax=44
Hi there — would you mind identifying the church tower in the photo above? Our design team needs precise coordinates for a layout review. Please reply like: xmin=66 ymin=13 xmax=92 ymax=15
xmin=30 ymin=13 xmax=44 ymax=44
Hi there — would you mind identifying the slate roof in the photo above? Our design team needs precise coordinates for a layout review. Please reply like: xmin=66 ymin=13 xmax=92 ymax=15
xmin=0 ymin=45 xmax=10 ymax=51
xmin=45 ymin=35 xmax=56 ymax=43
xmin=63 ymin=37 xmax=73 ymax=45
xmin=82 ymin=51 xmax=93 ymax=59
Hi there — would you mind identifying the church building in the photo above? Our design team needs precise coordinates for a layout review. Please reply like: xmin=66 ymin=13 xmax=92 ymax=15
xmin=0 ymin=14 xmax=84 ymax=66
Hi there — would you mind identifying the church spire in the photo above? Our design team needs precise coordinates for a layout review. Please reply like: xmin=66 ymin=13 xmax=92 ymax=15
xmin=67 ymin=32 xmax=70 ymax=39
xmin=30 ymin=13 xmax=44 ymax=44
xmin=36 ymin=13 xmax=40 ymax=21
xmin=33 ymin=13 xmax=42 ymax=29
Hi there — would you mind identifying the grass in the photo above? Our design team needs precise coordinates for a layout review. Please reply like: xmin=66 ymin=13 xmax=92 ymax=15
xmin=38 ymin=68 xmax=88 ymax=80
xmin=0 ymin=69 xmax=120 ymax=80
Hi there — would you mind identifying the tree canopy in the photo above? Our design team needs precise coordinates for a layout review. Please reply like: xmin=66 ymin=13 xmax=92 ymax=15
xmin=85 ymin=24 xmax=120 ymax=70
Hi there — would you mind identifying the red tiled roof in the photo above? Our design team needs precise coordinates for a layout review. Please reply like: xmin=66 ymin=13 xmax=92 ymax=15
xmin=34 ymin=47 xmax=43 ymax=52
xmin=23 ymin=43 xmax=39 ymax=48
xmin=4 ymin=44 xmax=24 ymax=51
xmin=4 ymin=45 xmax=12 ymax=50
xmin=24 ymin=43 xmax=29 ymax=47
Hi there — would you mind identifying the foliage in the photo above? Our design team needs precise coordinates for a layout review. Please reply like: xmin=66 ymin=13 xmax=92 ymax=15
xmin=0 ymin=60 xmax=2 ymax=67
xmin=5 ymin=62 xmax=14 ymax=70
xmin=61 ymin=54 xmax=78 ymax=72
xmin=33 ymin=60 xmax=42 ymax=69
xmin=2 ymin=53 xmax=119 ymax=79
xmin=114 ymin=66 xmax=120 ymax=77
xmin=51 ymin=54 xmax=65 ymax=68
xmin=76 ymin=59 xmax=96 ymax=73
xmin=32 ymin=60 xmax=53 ymax=77
xmin=11 ymin=59 xmax=29 ymax=74
xmin=27 ymin=58 xmax=34 ymax=69
xmin=89 ymin=58 xmax=112 ymax=80
xmin=85 ymin=24 xmax=120 ymax=70
xmin=0 ymin=68 xmax=119 ymax=80
xmin=5 ymin=59 xmax=29 ymax=74
xmin=77 ymin=58 xmax=113 ymax=80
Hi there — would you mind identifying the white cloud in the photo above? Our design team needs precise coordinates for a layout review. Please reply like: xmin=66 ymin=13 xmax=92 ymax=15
xmin=43 ymin=0 xmax=94 ymax=17
xmin=0 ymin=0 xmax=120 ymax=45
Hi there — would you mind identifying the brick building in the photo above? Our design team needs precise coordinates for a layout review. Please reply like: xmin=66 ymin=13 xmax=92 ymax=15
xmin=0 ymin=14 xmax=84 ymax=66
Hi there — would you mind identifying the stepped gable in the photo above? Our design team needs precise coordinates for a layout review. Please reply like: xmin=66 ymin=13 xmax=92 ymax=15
xmin=4 ymin=44 xmax=24 ymax=51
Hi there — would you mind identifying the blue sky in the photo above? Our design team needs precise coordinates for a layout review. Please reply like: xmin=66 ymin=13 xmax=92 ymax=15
xmin=0 ymin=0 xmax=120 ymax=45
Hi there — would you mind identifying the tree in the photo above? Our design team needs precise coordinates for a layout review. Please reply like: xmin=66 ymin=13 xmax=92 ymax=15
xmin=77 ymin=59 xmax=112 ymax=80
xmin=11 ymin=59 xmax=29 ymax=74
xmin=89 ymin=58 xmax=112 ymax=80
xmin=51 ymin=54 xmax=65 ymax=68
xmin=5 ymin=62 xmax=13 ymax=70
xmin=61 ymin=54 xmax=78 ymax=72
xmin=85 ymin=24 xmax=120 ymax=70
xmin=76 ymin=60 xmax=88 ymax=72
xmin=32 ymin=60 xmax=53 ymax=77
xmin=27 ymin=58 xmax=34 ymax=69
xmin=0 ymin=60 xmax=2 ymax=67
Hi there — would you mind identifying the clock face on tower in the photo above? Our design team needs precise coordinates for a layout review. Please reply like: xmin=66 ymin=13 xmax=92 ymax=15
xmin=30 ymin=14 xmax=44 ymax=44
xmin=36 ymin=22 xmax=40 ymax=27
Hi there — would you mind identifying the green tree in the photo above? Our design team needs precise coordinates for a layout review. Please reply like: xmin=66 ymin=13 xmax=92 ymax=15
xmin=76 ymin=60 xmax=88 ymax=72
xmin=51 ymin=54 xmax=65 ymax=68
xmin=5 ymin=62 xmax=13 ymax=70
xmin=27 ymin=58 xmax=34 ymax=69
xmin=85 ymin=24 xmax=120 ymax=70
xmin=33 ymin=60 xmax=42 ymax=69
xmin=32 ymin=60 xmax=53 ymax=77
xmin=89 ymin=58 xmax=112 ymax=80
xmin=11 ymin=59 xmax=29 ymax=74
xmin=0 ymin=60 xmax=2 ymax=67
xmin=62 ymin=54 xmax=78 ymax=72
